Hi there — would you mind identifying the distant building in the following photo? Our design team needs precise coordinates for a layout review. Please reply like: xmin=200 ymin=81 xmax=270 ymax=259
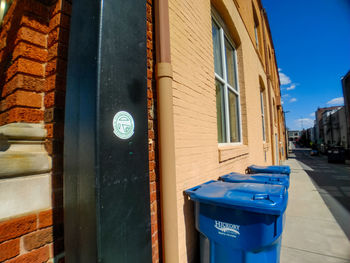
xmin=288 ymin=130 xmax=301 ymax=142
xmin=310 ymin=126 xmax=316 ymax=143
xmin=342 ymin=70 xmax=350 ymax=150
xmin=314 ymin=106 xmax=342 ymax=146
xmin=320 ymin=107 xmax=347 ymax=147
xmin=306 ymin=127 xmax=315 ymax=143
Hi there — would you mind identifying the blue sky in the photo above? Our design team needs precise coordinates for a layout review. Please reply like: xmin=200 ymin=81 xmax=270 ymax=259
xmin=262 ymin=0 xmax=350 ymax=130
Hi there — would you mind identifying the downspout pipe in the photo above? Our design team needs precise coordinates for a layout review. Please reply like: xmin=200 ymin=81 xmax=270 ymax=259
xmin=154 ymin=1 xmax=180 ymax=262
xmin=261 ymin=9 xmax=276 ymax=165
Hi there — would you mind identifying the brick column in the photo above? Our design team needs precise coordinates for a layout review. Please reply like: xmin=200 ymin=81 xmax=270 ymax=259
xmin=147 ymin=0 xmax=162 ymax=262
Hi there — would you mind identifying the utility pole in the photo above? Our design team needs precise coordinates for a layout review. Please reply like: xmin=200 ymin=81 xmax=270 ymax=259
xmin=283 ymin=111 xmax=290 ymax=159
xmin=300 ymin=116 xmax=304 ymax=130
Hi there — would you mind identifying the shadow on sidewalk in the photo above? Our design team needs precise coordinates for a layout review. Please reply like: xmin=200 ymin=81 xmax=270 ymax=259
xmin=291 ymin=149 xmax=350 ymax=240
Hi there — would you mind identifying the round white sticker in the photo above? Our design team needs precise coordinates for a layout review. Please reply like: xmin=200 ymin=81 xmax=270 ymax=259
xmin=113 ymin=111 xmax=135 ymax=140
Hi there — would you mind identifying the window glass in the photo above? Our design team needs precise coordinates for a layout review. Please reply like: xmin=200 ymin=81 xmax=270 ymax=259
xmin=212 ymin=21 xmax=223 ymax=77
xmin=254 ymin=25 xmax=259 ymax=49
xmin=225 ymin=38 xmax=236 ymax=89
xmin=261 ymin=116 xmax=266 ymax=141
xmin=260 ymin=91 xmax=266 ymax=141
xmin=228 ymin=89 xmax=240 ymax=142
xmin=216 ymin=80 xmax=226 ymax=143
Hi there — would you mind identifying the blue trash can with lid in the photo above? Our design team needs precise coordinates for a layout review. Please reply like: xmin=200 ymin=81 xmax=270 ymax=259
xmin=219 ymin=172 xmax=289 ymax=189
xmin=246 ymin=165 xmax=291 ymax=176
xmin=185 ymin=180 xmax=288 ymax=263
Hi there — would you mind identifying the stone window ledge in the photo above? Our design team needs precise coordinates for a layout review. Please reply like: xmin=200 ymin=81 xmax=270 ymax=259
xmin=0 ymin=123 xmax=51 ymax=179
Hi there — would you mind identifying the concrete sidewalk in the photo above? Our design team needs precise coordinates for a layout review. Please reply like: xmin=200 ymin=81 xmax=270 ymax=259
xmin=281 ymin=156 xmax=350 ymax=263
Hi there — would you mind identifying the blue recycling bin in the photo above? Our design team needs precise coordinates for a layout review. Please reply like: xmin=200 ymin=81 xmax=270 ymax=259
xmin=219 ymin=172 xmax=289 ymax=189
xmin=246 ymin=165 xmax=291 ymax=176
xmin=185 ymin=180 xmax=288 ymax=263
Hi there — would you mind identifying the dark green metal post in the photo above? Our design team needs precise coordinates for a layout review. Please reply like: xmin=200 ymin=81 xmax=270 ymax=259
xmin=64 ymin=0 xmax=152 ymax=262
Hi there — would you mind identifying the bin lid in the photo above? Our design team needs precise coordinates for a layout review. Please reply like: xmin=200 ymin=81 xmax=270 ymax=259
xmin=247 ymin=165 xmax=291 ymax=175
xmin=220 ymin=172 xmax=289 ymax=189
xmin=185 ymin=180 xmax=288 ymax=215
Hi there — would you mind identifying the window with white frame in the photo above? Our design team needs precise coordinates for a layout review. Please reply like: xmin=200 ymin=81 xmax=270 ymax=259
xmin=212 ymin=17 xmax=241 ymax=144
xmin=260 ymin=90 xmax=266 ymax=141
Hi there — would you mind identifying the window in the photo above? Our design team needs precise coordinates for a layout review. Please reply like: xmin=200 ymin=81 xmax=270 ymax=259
xmin=273 ymin=99 xmax=277 ymax=123
xmin=212 ymin=17 xmax=241 ymax=143
xmin=254 ymin=22 xmax=259 ymax=49
xmin=253 ymin=6 xmax=260 ymax=51
xmin=260 ymin=90 xmax=266 ymax=141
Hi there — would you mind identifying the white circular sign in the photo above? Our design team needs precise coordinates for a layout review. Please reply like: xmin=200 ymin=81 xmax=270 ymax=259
xmin=113 ymin=111 xmax=135 ymax=140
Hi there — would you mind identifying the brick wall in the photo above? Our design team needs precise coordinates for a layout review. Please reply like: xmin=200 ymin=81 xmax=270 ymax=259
xmin=0 ymin=0 xmax=47 ymax=125
xmin=44 ymin=1 xmax=71 ymax=261
xmin=146 ymin=0 xmax=161 ymax=262
xmin=0 ymin=0 xmax=70 ymax=262
xmin=168 ymin=0 xmax=283 ymax=260
xmin=0 ymin=212 xmax=63 ymax=263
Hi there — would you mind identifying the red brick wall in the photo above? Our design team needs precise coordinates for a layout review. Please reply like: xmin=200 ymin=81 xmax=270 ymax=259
xmin=0 ymin=0 xmax=70 ymax=262
xmin=0 ymin=211 xmax=64 ymax=263
xmin=0 ymin=0 xmax=48 ymax=125
xmin=147 ymin=0 xmax=161 ymax=262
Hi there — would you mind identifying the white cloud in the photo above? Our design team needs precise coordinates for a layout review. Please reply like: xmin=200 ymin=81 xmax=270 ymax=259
xmin=281 ymin=100 xmax=284 ymax=105
xmin=295 ymin=118 xmax=314 ymax=129
xmin=309 ymin=112 xmax=315 ymax=117
xmin=278 ymin=68 xmax=282 ymax=72
xmin=286 ymin=84 xmax=296 ymax=91
xmin=326 ymin=97 xmax=344 ymax=106
xmin=289 ymin=98 xmax=297 ymax=103
xmin=279 ymin=72 xmax=291 ymax=85
xmin=282 ymin=94 xmax=290 ymax=98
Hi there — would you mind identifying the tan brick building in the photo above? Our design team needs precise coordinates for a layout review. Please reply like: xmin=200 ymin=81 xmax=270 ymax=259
xmin=0 ymin=0 xmax=286 ymax=262
xmin=159 ymin=0 xmax=286 ymax=261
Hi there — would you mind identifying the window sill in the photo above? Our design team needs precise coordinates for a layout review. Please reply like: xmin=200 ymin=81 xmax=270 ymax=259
xmin=218 ymin=144 xmax=249 ymax=163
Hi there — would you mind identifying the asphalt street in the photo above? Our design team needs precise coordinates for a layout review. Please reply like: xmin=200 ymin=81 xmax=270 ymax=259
xmin=291 ymin=148 xmax=350 ymax=240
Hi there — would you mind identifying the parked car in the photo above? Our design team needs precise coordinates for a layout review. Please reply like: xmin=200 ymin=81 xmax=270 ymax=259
xmin=327 ymin=147 xmax=346 ymax=163
xmin=310 ymin=149 xmax=319 ymax=156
